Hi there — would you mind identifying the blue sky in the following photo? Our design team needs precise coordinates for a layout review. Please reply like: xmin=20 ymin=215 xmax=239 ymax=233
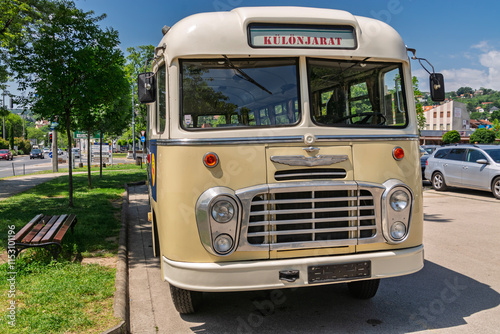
xmin=17 ymin=0 xmax=500 ymax=94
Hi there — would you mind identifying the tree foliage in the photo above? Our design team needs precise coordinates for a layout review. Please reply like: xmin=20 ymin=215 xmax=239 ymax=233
xmin=469 ymin=128 xmax=496 ymax=144
xmin=442 ymin=130 xmax=461 ymax=144
xmin=9 ymin=0 xmax=128 ymax=205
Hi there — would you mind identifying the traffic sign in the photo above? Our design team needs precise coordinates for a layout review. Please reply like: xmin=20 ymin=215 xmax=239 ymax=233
xmin=141 ymin=136 xmax=145 ymax=143
xmin=49 ymin=152 xmax=52 ymax=158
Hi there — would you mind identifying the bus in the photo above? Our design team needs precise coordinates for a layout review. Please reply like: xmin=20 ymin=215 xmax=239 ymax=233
xmin=137 ymin=6 xmax=444 ymax=314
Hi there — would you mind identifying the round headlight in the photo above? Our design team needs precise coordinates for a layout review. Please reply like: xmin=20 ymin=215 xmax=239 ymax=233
xmin=390 ymin=190 xmax=409 ymax=211
xmin=390 ymin=221 xmax=407 ymax=240
xmin=211 ymin=200 xmax=235 ymax=223
xmin=214 ymin=234 xmax=233 ymax=254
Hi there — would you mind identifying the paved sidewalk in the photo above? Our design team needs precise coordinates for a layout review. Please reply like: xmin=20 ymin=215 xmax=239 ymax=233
xmin=128 ymin=185 xmax=175 ymax=334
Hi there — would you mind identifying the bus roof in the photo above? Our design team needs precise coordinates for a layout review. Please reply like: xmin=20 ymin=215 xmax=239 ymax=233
xmin=158 ymin=7 xmax=408 ymax=63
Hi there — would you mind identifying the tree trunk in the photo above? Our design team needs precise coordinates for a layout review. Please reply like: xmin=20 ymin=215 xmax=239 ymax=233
xmin=66 ymin=112 xmax=73 ymax=207
xmin=87 ymin=128 xmax=92 ymax=189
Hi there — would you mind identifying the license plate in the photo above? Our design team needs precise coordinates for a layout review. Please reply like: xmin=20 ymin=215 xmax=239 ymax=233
xmin=308 ymin=261 xmax=371 ymax=284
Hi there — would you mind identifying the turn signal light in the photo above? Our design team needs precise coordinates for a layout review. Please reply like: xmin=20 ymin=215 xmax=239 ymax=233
xmin=203 ymin=152 xmax=219 ymax=168
xmin=393 ymin=147 xmax=404 ymax=160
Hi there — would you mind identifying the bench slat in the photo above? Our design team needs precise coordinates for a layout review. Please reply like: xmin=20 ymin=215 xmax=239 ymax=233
xmin=53 ymin=214 xmax=77 ymax=243
xmin=40 ymin=214 xmax=68 ymax=243
xmin=32 ymin=215 xmax=60 ymax=244
xmin=22 ymin=216 xmax=52 ymax=243
xmin=14 ymin=214 xmax=44 ymax=242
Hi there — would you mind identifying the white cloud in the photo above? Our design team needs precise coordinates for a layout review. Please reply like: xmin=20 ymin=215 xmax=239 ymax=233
xmin=414 ymin=47 xmax=500 ymax=92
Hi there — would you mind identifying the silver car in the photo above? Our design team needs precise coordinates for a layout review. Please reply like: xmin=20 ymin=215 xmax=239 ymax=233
xmin=424 ymin=145 xmax=500 ymax=199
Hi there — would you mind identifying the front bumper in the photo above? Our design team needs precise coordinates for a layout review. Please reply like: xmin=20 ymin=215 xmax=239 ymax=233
xmin=163 ymin=245 xmax=424 ymax=292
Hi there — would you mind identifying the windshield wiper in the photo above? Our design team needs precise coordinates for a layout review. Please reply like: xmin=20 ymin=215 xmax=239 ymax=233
xmin=222 ymin=55 xmax=272 ymax=95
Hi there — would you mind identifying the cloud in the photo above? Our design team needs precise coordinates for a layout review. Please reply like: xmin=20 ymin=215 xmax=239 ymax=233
xmin=414 ymin=46 xmax=500 ymax=92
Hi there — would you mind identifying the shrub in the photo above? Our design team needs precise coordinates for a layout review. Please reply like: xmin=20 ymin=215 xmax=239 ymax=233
xmin=442 ymin=130 xmax=461 ymax=144
xmin=469 ymin=128 xmax=496 ymax=144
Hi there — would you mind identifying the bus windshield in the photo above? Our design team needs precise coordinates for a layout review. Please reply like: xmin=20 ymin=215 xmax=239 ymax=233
xmin=180 ymin=57 xmax=408 ymax=129
xmin=181 ymin=58 xmax=300 ymax=129
xmin=309 ymin=59 xmax=408 ymax=127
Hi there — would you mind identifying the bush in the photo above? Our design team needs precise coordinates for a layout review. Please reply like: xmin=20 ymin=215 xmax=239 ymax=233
xmin=442 ymin=130 xmax=461 ymax=144
xmin=470 ymin=128 xmax=496 ymax=144
xmin=14 ymin=137 xmax=32 ymax=153
xmin=0 ymin=138 xmax=8 ymax=149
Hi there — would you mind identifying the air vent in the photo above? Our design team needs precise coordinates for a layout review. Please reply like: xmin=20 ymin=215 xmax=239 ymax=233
xmin=275 ymin=168 xmax=346 ymax=181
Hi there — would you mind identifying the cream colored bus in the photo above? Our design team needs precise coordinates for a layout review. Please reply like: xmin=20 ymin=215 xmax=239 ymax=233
xmin=137 ymin=6 xmax=444 ymax=314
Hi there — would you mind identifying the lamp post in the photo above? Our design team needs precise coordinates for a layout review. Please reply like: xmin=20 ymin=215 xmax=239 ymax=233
xmin=132 ymin=85 xmax=136 ymax=160
xmin=1 ymin=89 xmax=9 ymax=140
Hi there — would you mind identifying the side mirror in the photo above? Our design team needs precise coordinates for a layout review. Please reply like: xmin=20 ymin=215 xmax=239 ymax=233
xmin=137 ymin=72 xmax=156 ymax=103
xmin=430 ymin=73 xmax=445 ymax=102
xmin=476 ymin=159 xmax=489 ymax=165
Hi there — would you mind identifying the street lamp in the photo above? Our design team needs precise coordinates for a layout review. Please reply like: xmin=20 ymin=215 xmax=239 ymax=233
xmin=132 ymin=85 xmax=136 ymax=160
xmin=2 ymin=89 xmax=10 ymax=140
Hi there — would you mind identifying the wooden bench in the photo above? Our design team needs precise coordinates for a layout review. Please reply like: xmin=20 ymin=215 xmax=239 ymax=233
xmin=14 ymin=214 xmax=77 ymax=259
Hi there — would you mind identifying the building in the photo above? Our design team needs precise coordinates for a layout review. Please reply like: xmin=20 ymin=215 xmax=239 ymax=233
xmin=423 ymin=100 xmax=470 ymax=132
xmin=420 ymin=100 xmax=471 ymax=145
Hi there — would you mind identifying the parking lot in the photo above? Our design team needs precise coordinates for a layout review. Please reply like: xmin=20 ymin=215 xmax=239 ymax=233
xmin=128 ymin=185 xmax=500 ymax=334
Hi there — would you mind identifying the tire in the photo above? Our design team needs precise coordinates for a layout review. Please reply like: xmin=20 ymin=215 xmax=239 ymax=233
xmin=169 ymin=285 xmax=202 ymax=314
xmin=348 ymin=279 xmax=380 ymax=299
xmin=492 ymin=177 xmax=500 ymax=200
xmin=431 ymin=172 xmax=448 ymax=191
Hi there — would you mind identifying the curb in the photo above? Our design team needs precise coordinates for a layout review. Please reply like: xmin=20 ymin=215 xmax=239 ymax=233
xmin=102 ymin=185 xmax=131 ymax=334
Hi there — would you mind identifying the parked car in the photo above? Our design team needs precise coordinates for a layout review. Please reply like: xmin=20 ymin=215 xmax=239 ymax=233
xmin=30 ymin=148 xmax=44 ymax=159
xmin=0 ymin=149 xmax=13 ymax=160
xmin=420 ymin=152 xmax=430 ymax=179
xmin=421 ymin=145 xmax=439 ymax=155
xmin=424 ymin=145 xmax=500 ymax=199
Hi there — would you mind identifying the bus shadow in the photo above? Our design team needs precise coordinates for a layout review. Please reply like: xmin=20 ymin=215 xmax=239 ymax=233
xmin=185 ymin=260 xmax=500 ymax=333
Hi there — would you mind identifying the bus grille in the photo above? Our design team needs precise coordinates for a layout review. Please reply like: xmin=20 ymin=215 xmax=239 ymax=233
xmin=274 ymin=168 xmax=346 ymax=181
xmin=246 ymin=188 xmax=376 ymax=249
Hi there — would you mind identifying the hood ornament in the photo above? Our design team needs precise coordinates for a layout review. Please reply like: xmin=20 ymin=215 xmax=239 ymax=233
xmin=271 ymin=154 xmax=348 ymax=167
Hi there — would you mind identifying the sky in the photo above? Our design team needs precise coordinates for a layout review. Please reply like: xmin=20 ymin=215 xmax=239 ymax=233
xmin=9 ymin=0 xmax=500 ymax=97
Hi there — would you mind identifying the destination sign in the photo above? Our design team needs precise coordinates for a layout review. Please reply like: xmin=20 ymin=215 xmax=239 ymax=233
xmin=249 ymin=24 xmax=356 ymax=49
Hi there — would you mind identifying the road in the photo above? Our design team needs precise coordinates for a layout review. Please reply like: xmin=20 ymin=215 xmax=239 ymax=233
xmin=129 ymin=186 xmax=500 ymax=334
xmin=0 ymin=153 xmax=130 ymax=178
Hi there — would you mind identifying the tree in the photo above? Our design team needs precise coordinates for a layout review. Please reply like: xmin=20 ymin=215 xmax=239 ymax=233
xmin=10 ymin=0 xmax=127 ymax=206
xmin=0 ymin=0 xmax=44 ymax=90
xmin=470 ymin=128 xmax=496 ymax=144
xmin=490 ymin=110 xmax=500 ymax=123
xmin=412 ymin=76 xmax=426 ymax=133
xmin=125 ymin=45 xmax=154 ymax=141
xmin=442 ymin=130 xmax=461 ymax=144
xmin=456 ymin=87 xmax=474 ymax=96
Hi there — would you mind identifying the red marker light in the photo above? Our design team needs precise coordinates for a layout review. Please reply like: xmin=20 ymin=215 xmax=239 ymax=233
xmin=203 ymin=152 xmax=219 ymax=168
xmin=393 ymin=147 xmax=405 ymax=160
xmin=147 ymin=154 xmax=151 ymax=164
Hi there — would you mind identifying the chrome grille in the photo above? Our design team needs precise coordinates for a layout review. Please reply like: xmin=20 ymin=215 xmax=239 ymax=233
xmin=274 ymin=168 xmax=346 ymax=181
xmin=246 ymin=187 xmax=377 ymax=249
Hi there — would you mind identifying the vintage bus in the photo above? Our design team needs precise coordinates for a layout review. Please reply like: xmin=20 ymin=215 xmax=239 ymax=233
xmin=138 ymin=6 xmax=444 ymax=314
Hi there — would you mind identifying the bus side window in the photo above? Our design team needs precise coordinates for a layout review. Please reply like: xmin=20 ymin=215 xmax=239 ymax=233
xmin=157 ymin=64 xmax=167 ymax=133
xmin=383 ymin=68 xmax=406 ymax=126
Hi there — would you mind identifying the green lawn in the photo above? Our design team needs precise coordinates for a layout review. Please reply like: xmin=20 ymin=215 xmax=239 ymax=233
xmin=0 ymin=167 xmax=147 ymax=333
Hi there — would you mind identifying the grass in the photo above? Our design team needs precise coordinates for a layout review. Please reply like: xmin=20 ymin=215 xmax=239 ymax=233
xmin=0 ymin=166 xmax=147 ymax=333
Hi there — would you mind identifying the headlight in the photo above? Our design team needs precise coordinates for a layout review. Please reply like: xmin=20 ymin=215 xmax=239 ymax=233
xmin=214 ymin=234 xmax=233 ymax=254
xmin=389 ymin=190 xmax=409 ymax=211
xmin=211 ymin=200 xmax=235 ymax=223
xmin=390 ymin=222 xmax=407 ymax=240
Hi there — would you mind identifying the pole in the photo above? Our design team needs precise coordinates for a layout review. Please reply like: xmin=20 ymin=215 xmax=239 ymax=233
xmin=132 ymin=85 xmax=136 ymax=160
xmin=52 ymin=130 xmax=58 ymax=172
xmin=2 ymin=91 xmax=5 ymax=140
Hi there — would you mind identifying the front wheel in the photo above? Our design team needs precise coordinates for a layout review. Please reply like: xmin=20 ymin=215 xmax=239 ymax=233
xmin=492 ymin=177 xmax=500 ymax=200
xmin=348 ymin=279 xmax=380 ymax=299
xmin=169 ymin=285 xmax=202 ymax=314
xmin=432 ymin=172 xmax=448 ymax=191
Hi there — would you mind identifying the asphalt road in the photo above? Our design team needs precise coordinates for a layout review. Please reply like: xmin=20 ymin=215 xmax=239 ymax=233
xmin=0 ymin=153 xmax=130 ymax=178
xmin=129 ymin=185 xmax=500 ymax=334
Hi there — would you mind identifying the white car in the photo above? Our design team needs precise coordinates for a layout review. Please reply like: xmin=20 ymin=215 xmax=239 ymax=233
xmin=425 ymin=145 xmax=500 ymax=199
